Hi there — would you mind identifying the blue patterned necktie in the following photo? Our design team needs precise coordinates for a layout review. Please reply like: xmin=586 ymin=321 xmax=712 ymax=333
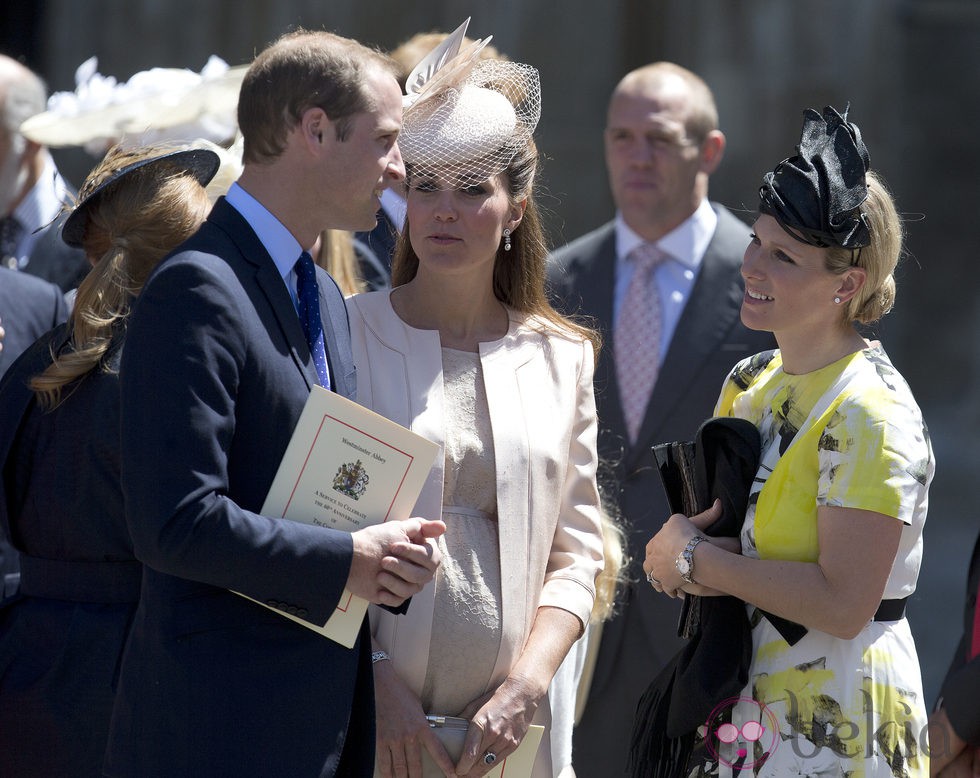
xmin=295 ymin=251 xmax=330 ymax=389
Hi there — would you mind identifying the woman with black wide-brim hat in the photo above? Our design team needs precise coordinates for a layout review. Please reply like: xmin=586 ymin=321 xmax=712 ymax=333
xmin=0 ymin=144 xmax=218 ymax=776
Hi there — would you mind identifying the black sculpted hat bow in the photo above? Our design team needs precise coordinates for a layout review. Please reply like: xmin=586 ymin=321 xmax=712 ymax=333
xmin=759 ymin=105 xmax=872 ymax=250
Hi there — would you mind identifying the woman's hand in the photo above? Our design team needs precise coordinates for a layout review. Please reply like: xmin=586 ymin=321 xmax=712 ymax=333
xmin=454 ymin=673 xmax=542 ymax=776
xmin=643 ymin=499 xmax=723 ymax=597
xmin=930 ymin=705 xmax=977 ymax=778
xmin=374 ymin=658 xmax=457 ymax=778
xmin=935 ymin=746 xmax=980 ymax=778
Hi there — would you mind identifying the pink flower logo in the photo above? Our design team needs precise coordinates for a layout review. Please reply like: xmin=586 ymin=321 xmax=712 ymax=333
xmin=704 ymin=696 xmax=780 ymax=769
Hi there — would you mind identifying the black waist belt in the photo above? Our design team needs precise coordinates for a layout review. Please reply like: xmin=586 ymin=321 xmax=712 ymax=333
xmin=18 ymin=555 xmax=141 ymax=603
xmin=873 ymin=597 xmax=908 ymax=621
xmin=763 ymin=596 xmax=908 ymax=646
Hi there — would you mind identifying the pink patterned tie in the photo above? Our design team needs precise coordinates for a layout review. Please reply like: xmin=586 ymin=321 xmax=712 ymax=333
xmin=616 ymin=243 xmax=668 ymax=443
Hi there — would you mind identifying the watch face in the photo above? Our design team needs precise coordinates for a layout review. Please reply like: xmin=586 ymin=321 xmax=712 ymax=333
xmin=676 ymin=555 xmax=691 ymax=575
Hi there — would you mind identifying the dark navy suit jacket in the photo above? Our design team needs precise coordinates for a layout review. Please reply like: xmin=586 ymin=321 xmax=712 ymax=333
xmin=0 ymin=265 xmax=67 ymax=378
xmin=939 ymin=532 xmax=980 ymax=747
xmin=107 ymin=198 xmax=372 ymax=777
xmin=0 ymin=266 xmax=68 ymax=584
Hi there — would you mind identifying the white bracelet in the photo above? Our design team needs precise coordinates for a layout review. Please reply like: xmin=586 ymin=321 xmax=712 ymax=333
xmin=371 ymin=650 xmax=390 ymax=664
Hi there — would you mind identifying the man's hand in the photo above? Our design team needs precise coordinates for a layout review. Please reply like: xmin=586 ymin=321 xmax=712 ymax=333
xmin=347 ymin=518 xmax=445 ymax=607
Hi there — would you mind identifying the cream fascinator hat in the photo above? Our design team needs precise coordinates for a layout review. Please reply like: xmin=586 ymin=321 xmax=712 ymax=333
xmin=399 ymin=18 xmax=541 ymax=189
xmin=20 ymin=55 xmax=246 ymax=155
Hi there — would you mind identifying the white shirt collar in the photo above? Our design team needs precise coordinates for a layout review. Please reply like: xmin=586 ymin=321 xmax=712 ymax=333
xmin=13 ymin=154 xmax=70 ymax=235
xmin=615 ymin=198 xmax=718 ymax=269
xmin=380 ymin=186 xmax=407 ymax=232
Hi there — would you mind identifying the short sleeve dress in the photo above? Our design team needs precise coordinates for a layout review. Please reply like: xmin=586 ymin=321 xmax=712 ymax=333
xmin=707 ymin=345 xmax=934 ymax=778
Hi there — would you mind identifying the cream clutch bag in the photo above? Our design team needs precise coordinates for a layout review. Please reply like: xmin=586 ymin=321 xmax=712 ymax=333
xmin=419 ymin=715 xmax=545 ymax=778
xmin=421 ymin=715 xmax=468 ymax=777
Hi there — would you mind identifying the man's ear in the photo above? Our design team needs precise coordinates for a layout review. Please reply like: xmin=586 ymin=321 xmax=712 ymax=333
xmin=301 ymin=107 xmax=330 ymax=151
xmin=699 ymin=130 xmax=726 ymax=175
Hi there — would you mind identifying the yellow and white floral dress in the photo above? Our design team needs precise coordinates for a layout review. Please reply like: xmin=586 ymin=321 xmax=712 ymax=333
xmin=709 ymin=345 xmax=934 ymax=778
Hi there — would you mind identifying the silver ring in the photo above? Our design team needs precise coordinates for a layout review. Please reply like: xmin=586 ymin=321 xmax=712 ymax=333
xmin=646 ymin=571 xmax=660 ymax=587
xmin=483 ymin=751 xmax=497 ymax=765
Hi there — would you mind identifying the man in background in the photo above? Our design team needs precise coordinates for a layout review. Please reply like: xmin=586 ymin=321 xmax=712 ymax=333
xmin=0 ymin=54 xmax=87 ymax=293
xmin=548 ymin=61 xmax=775 ymax=775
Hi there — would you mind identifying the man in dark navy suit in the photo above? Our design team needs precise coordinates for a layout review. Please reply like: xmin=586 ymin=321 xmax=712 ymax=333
xmin=548 ymin=62 xmax=775 ymax=776
xmin=109 ymin=30 xmax=444 ymax=777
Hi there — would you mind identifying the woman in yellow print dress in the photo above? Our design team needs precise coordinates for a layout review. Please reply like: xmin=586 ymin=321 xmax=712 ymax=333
xmin=642 ymin=106 xmax=933 ymax=777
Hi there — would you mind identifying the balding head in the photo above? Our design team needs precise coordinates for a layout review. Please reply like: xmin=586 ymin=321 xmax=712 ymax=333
xmin=611 ymin=62 xmax=718 ymax=144
xmin=0 ymin=55 xmax=48 ymax=215
xmin=604 ymin=61 xmax=726 ymax=240
xmin=0 ymin=55 xmax=47 ymax=134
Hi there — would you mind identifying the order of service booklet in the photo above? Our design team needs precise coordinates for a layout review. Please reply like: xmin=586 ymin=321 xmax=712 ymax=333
xmin=235 ymin=385 xmax=439 ymax=648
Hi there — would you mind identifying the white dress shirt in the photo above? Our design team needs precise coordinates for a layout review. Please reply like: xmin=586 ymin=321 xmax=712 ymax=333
xmin=225 ymin=182 xmax=306 ymax=309
xmin=8 ymin=155 xmax=71 ymax=269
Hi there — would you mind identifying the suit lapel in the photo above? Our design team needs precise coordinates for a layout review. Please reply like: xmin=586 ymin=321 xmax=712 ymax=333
xmin=318 ymin=273 xmax=355 ymax=400
xmin=209 ymin=200 xmax=319 ymax=392
xmin=480 ymin=328 xmax=537 ymax=680
xmin=574 ymin=230 xmax=630 ymax=463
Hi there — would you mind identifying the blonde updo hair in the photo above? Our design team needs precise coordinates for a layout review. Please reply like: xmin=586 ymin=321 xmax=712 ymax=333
xmin=825 ymin=171 xmax=902 ymax=324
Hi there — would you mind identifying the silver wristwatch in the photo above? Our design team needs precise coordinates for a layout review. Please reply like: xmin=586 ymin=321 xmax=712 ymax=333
xmin=675 ymin=535 xmax=707 ymax=584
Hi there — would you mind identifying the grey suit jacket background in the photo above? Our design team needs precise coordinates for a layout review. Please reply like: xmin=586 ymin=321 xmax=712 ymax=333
xmin=547 ymin=203 xmax=775 ymax=776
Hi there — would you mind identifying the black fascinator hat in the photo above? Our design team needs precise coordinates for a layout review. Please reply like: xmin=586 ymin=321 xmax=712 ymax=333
xmin=759 ymin=105 xmax=871 ymax=249
xmin=62 ymin=146 xmax=220 ymax=248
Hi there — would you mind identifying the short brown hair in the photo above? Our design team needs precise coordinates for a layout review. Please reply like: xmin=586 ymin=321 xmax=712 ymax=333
xmin=614 ymin=62 xmax=719 ymax=143
xmin=238 ymin=29 xmax=396 ymax=163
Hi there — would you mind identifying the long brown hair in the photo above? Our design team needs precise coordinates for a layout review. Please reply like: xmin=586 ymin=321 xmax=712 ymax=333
xmin=30 ymin=147 xmax=211 ymax=408
xmin=391 ymin=140 xmax=601 ymax=355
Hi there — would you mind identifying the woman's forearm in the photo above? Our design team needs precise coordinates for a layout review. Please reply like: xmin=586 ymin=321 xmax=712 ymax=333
xmin=506 ymin=605 xmax=582 ymax=698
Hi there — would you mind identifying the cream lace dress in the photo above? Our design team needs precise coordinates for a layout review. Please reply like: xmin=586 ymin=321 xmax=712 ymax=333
xmin=420 ymin=347 xmax=503 ymax=715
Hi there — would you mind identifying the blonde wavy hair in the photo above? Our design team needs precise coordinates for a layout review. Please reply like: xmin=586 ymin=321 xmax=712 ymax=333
xmin=825 ymin=171 xmax=904 ymax=325
xmin=30 ymin=146 xmax=212 ymax=407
